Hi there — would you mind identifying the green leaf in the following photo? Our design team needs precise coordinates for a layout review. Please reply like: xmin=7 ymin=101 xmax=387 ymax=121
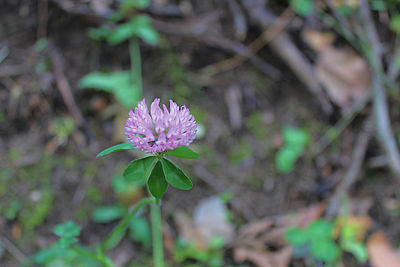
xmin=54 ymin=237 xmax=78 ymax=248
xmin=167 ymin=146 xmax=200 ymax=159
xmin=92 ymin=206 xmax=126 ymax=223
xmin=161 ymin=158 xmax=193 ymax=190
xmin=79 ymin=71 xmax=141 ymax=108
xmin=310 ymin=239 xmax=339 ymax=262
xmin=285 ymin=227 xmax=309 ymax=246
xmin=123 ymin=156 xmax=156 ymax=181
xmin=306 ymin=219 xmax=333 ymax=240
xmin=290 ymin=0 xmax=313 ymax=16
xmin=391 ymin=15 xmax=400 ymax=33
xmin=343 ymin=241 xmax=368 ymax=262
xmin=53 ymin=221 xmax=81 ymax=238
xmin=275 ymin=146 xmax=298 ymax=173
xmin=147 ymin=161 xmax=168 ymax=200
xmin=136 ymin=24 xmax=160 ymax=45
xmin=283 ymin=126 xmax=309 ymax=147
xmin=96 ymin=143 xmax=135 ymax=158
xmin=128 ymin=216 xmax=151 ymax=249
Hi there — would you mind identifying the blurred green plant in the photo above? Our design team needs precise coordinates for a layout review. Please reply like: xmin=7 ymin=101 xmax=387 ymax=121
xmin=285 ymin=218 xmax=368 ymax=264
xmin=275 ymin=126 xmax=309 ymax=173
xmin=173 ymin=236 xmax=225 ymax=267
xmin=80 ymin=0 xmax=159 ymax=108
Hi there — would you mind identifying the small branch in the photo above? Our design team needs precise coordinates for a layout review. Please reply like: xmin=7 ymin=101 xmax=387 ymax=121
xmin=48 ymin=43 xmax=98 ymax=152
xmin=360 ymin=0 xmax=400 ymax=178
xmin=0 ymin=236 xmax=27 ymax=264
xmin=325 ymin=115 xmax=374 ymax=219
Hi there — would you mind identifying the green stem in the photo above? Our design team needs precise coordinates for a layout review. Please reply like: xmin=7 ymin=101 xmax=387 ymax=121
xmin=129 ymin=37 xmax=142 ymax=95
xmin=100 ymin=197 xmax=155 ymax=253
xmin=151 ymin=202 xmax=164 ymax=267
xmin=71 ymin=247 xmax=114 ymax=267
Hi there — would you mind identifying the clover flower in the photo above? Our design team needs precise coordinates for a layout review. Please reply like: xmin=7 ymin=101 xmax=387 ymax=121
xmin=124 ymin=98 xmax=197 ymax=154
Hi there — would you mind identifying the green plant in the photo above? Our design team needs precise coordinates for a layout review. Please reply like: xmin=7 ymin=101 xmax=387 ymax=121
xmin=79 ymin=0 xmax=159 ymax=108
xmin=275 ymin=126 xmax=309 ymax=173
xmin=173 ymin=236 xmax=225 ymax=267
xmin=285 ymin=218 xmax=368 ymax=264
xmin=285 ymin=219 xmax=339 ymax=263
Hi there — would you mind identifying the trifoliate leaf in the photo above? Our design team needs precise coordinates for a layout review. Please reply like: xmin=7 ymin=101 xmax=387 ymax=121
xmin=96 ymin=143 xmax=135 ymax=158
xmin=123 ymin=156 xmax=156 ymax=181
xmin=285 ymin=227 xmax=309 ymax=246
xmin=310 ymin=239 xmax=339 ymax=262
xmin=147 ymin=161 xmax=168 ymax=201
xmin=161 ymin=158 xmax=193 ymax=190
xmin=167 ymin=146 xmax=200 ymax=159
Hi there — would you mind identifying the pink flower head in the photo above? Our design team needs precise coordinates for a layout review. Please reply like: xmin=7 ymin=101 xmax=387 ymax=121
xmin=124 ymin=98 xmax=197 ymax=154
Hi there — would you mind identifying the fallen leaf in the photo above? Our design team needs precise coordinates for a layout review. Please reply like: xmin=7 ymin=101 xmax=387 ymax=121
xmin=234 ymin=246 xmax=292 ymax=267
xmin=367 ymin=231 xmax=400 ymax=267
xmin=303 ymin=30 xmax=370 ymax=110
xmin=234 ymin=204 xmax=326 ymax=267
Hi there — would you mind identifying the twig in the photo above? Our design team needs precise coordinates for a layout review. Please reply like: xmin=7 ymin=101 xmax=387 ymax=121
xmin=360 ymin=0 xmax=400 ymax=178
xmin=199 ymin=8 xmax=294 ymax=77
xmin=152 ymin=17 xmax=281 ymax=79
xmin=325 ymin=115 xmax=374 ymax=220
xmin=312 ymin=93 xmax=371 ymax=155
xmin=227 ymin=0 xmax=248 ymax=40
xmin=240 ymin=0 xmax=332 ymax=114
xmin=0 ymin=236 xmax=27 ymax=264
xmin=192 ymin=165 xmax=255 ymax=221
xmin=37 ymin=0 xmax=48 ymax=39
xmin=48 ymin=43 xmax=98 ymax=152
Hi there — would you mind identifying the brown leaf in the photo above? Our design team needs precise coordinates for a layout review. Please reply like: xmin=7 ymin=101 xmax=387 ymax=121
xmin=367 ymin=231 xmax=400 ymax=267
xmin=303 ymin=30 xmax=370 ymax=109
xmin=234 ymin=246 xmax=292 ymax=267
xmin=315 ymin=46 xmax=370 ymax=109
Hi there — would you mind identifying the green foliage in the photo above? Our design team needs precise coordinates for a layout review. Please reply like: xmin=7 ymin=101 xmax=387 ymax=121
xmin=370 ymin=0 xmax=387 ymax=10
xmin=22 ymin=189 xmax=54 ymax=232
xmin=50 ymin=116 xmax=76 ymax=141
xmin=31 ymin=246 xmax=101 ymax=267
xmin=167 ymin=146 xmax=200 ymax=159
xmin=339 ymin=219 xmax=368 ymax=262
xmin=161 ymin=158 xmax=193 ymax=190
xmin=79 ymin=71 xmax=141 ymax=108
xmin=92 ymin=206 xmax=127 ymax=223
xmin=229 ymin=139 xmax=252 ymax=164
xmin=290 ymin=0 xmax=313 ymax=16
xmin=390 ymin=15 xmax=400 ymax=32
xmin=53 ymin=221 xmax=81 ymax=238
xmin=128 ymin=216 xmax=151 ymax=249
xmin=275 ymin=126 xmax=309 ymax=173
xmin=147 ymin=161 xmax=168 ymax=201
xmin=5 ymin=200 xmax=21 ymax=220
xmin=96 ymin=143 xmax=135 ymax=157
xmin=285 ymin=219 xmax=338 ymax=262
xmin=173 ymin=237 xmax=225 ymax=267
xmin=123 ymin=156 xmax=156 ymax=181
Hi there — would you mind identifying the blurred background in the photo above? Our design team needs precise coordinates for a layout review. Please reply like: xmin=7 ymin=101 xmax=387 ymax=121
xmin=2 ymin=0 xmax=400 ymax=266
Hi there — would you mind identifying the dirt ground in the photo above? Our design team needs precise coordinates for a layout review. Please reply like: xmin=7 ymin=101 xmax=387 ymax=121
xmin=2 ymin=1 xmax=400 ymax=267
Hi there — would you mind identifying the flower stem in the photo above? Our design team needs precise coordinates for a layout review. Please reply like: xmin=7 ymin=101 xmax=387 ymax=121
xmin=71 ymin=246 xmax=114 ymax=267
xmin=129 ymin=37 xmax=142 ymax=94
xmin=151 ymin=202 xmax=164 ymax=267
xmin=100 ymin=197 xmax=155 ymax=253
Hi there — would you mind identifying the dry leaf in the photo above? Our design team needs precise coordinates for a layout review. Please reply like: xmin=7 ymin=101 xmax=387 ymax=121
xmin=234 ymin=247 xmax=292 ymax=267
xmin=303 ymin=30 xmax=370 ymax=110
xmin=367 ymin=231 xmax=400 ymax=267
xmin=234 ymin=204 xmax=326 ymax=267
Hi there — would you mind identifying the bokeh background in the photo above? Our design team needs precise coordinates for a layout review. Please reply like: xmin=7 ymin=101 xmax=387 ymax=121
xmin=2 ymin=0 xmax=400 ymax=266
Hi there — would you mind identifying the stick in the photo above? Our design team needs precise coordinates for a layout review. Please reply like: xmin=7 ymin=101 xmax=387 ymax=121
xmin=360 ymin=0 xmax=400 ymax=178
xmin=325 ymin=115 xmax=374 ymax=219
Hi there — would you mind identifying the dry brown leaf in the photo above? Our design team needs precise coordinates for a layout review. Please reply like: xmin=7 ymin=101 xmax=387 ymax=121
xmin=234 ymin=247 xmax=292 ymax=267
xmin=368 ymin=231 xmax=400 ymax=267
xmin=303 ymin=30 xmax=370 ymax=109
xmin=234 ymin=204 xmax=326 ymax=267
